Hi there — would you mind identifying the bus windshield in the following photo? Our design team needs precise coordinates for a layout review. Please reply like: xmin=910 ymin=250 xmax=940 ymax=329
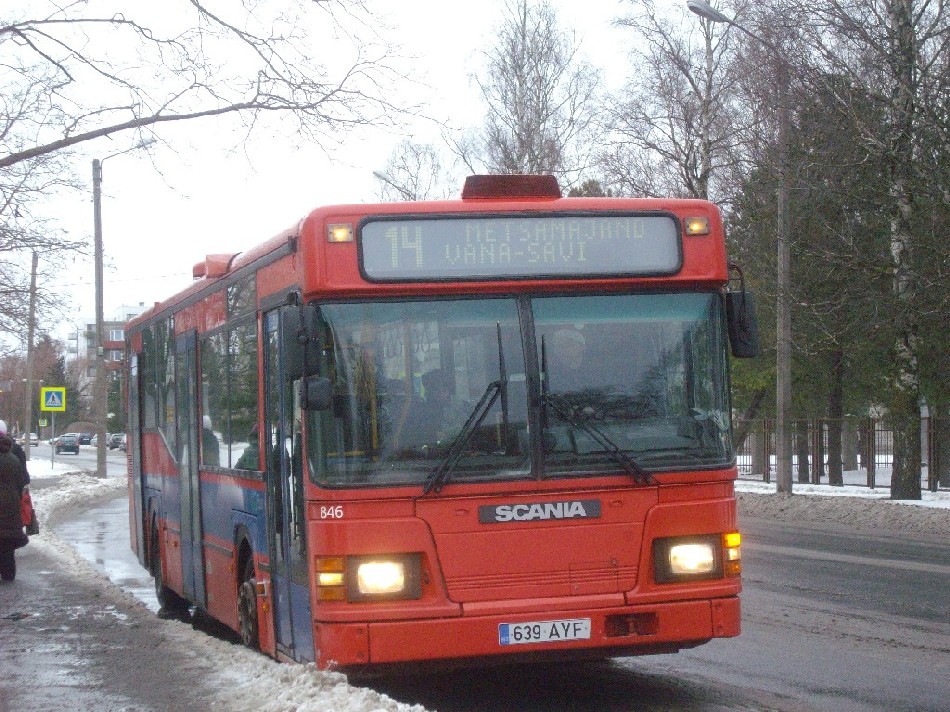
xmin=535 ymin=293 xmax=731 ymax=473
xmin=306 ymin=292 xmax=732 ymax=488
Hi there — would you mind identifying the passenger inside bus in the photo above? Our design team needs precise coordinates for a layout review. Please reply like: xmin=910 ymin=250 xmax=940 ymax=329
xmin=201 ymin=415 xmax=220 ymax=466
xmin=548 ymin=328 xmax=588 ymax=391
xmin=414 ymin=369 xmax=465 ymax=448
xmin=234 ymin=424 xmax=260 ymax=470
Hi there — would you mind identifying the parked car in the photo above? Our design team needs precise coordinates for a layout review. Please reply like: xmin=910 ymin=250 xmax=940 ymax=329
xmin=90 ymin=434 xmax=98 ymax=447
xmin=78 ymin=432 xmax=93 ymax=445
xmin=108 ymin=432 xmax=125 ymax=450
xmin=54 ymin=434 xmax=80 ymax=454
xmin=19 ymin=433 xmax=39 ymax=446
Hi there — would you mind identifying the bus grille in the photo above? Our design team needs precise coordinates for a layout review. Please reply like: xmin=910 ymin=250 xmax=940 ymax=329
xmin=445 ymin=562 xmax=638 ymax=601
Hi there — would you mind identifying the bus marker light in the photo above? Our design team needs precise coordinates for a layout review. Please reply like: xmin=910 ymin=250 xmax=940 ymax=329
xmin=684 ymin=216 xmax=710 ymax=235
xmin=327 ymin=223 xmax=354 ymax=243
xmin=317 ymin=557 xmax=346 ymax=599
xmin=723 ymin=531 xmax=742 ymax=576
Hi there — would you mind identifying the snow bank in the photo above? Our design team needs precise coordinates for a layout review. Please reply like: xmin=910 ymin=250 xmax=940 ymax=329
xmin=736 ymin=479 xmax=950 ymax=536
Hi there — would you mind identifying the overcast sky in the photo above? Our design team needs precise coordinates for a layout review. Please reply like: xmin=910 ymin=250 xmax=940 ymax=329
xmin=50 ymin=0 xmax=652 ymax=339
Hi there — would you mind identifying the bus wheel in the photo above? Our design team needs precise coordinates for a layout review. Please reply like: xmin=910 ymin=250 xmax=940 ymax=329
xmin=237 ymin=558 xmax=259 ymax=650
xmin=151 ymin=520 xmax=190 ymax=621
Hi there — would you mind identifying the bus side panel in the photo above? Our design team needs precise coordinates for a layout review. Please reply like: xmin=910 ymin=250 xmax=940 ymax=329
xmin=199 ymin=472 xmax=267 ymax=632
xmin=257 ymin=255 xmax=298 ymax=303
xmin=203 ymin=531 xmax=236 ymax=627
xmin=128 ymin=475 xmax=143 ymax=563
xmin=141 ymin=432 xmax=187 ymax=600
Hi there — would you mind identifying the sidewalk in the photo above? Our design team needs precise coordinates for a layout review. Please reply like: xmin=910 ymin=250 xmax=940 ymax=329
xmin=0 ymin=537 xmax=228 ymax=712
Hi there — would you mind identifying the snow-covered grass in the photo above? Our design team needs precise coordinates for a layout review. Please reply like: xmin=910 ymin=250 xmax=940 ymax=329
xmin=735 ymin=467 xmax=950 ymax=536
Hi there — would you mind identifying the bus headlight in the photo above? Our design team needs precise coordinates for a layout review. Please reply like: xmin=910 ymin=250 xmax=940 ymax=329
xmin=669 ymin=543 xmax=715 ymax=575
xmin=349 ymin=554 xmax=422 ymax=601
xmin=317 ymin=554 xmax=423 ymax=602
xmin=357 ymin=560 xmax=406 ymax=595
xmin=653 ymin=534 xmax=723 ymax=583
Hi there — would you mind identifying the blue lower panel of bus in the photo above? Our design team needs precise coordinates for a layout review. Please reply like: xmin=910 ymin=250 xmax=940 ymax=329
xmin=273 ymin=573 xmax=315 ymax=662
xmin=145 ymin=471 xmax=267 ymax=551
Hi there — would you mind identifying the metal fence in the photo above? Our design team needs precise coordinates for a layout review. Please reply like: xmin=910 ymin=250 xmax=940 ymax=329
xmin=735 ymin=417 xmax=949 ymax=491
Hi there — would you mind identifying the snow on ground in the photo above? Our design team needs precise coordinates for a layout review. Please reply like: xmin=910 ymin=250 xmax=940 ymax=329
xmin=21 ymin=458 xmax=950 ymax=710
xmin=25 ymin=462 xmax=429 ymax=712
xmin=736 ymin=471 xmax=950 ymax=536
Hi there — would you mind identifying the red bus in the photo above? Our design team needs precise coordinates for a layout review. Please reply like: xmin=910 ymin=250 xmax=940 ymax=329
xmin=126 ymin=174 xmax=759 ymax=670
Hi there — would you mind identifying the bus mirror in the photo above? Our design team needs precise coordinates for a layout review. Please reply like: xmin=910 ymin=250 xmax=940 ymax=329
xmin=282 ymin=303 xmax=320 ymax=379
xmin=725 ymin=290 xmax=761 ymax=358
xmin=301 ymin=377 xmax=333 ymax=411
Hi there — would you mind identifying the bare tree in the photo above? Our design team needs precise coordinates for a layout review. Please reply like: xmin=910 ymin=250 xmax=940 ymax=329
xmin=603 ymin=0 xmax=749 ymax=201
xmin=374 ymin=140 xmax=455 ymax=201
xmin=794 ymin=0 xmax=950 ymax=499
xmin=1 ymin=1 xmax=403 ymax=170
xmin=1 ymin=0 xmax=407 ymax=345
xmin=459 ymin=0 xmax=601 ymax=185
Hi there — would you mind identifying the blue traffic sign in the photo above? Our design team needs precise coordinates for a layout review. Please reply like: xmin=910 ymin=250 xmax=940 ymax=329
xmin=40 ymin=386 xmax=67 ymax=412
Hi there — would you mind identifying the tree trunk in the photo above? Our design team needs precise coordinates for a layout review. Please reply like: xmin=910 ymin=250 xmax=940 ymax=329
xmin=734 ymin=387 xmax=768 ymax=452
xmin=935 ymin=409 xmax=950 ymax=488
xmin=890 ymin=392 xmax=922 ymax=499
xmin=886 ymin=0 xmax=922 ymax=501
xmin=796 ymin=421 xmax=810 ymax=484
xmin=752 ymin=426 xmax=768 ymax=478
xmin=827 ymin=350 xmax=844 ymax=485
xmin=843 ymin=418 xmax=859 ymax=471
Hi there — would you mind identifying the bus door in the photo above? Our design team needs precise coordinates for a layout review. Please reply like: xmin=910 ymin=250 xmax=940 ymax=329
xmin=129 ymin=351 xmax=145 ymax=567
xmin=175 ymin=330 xmax=206 ymax=605
xmin=264 ymin=308 xmax=314 ymax=662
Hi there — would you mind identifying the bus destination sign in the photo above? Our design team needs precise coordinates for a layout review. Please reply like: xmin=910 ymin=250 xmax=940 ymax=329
xmin=359 ymin=214 xmax=682 ymax=281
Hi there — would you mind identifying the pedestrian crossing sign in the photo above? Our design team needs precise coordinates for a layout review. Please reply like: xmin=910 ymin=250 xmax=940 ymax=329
xmin=40 ymin=386 xmax=67 ymax=412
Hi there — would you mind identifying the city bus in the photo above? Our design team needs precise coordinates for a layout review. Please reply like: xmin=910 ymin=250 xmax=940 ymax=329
xmin=125 ymin=174 xmax=759 ymax=670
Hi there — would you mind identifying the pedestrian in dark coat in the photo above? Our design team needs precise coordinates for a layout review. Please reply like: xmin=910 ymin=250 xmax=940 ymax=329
xmin=0 ymin=420 xmax=29 ymax=484
xmin=0 ymin=434 xmax=29 ymax=581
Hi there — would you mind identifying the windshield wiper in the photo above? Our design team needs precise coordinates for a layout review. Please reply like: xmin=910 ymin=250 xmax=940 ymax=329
xmin=544 ymin=391 xmax=654 ymax=486
xmin=422 ymin=323 xmax=510 ymax=496
xmin=422 ymin=379 xmax=502 ymax=495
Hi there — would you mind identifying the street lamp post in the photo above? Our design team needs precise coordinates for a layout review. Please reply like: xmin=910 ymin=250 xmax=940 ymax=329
xmin=687 ymin=0 xmax=793 ymax=493
xmin=91 ymin=140 xmax=153 ymax=477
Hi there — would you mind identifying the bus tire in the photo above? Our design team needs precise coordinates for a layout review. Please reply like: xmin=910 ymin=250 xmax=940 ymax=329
xmin=150 ymin=519 xmax=190 ymax=620
xmin=237 ymin=557 xmax=259 ymax=650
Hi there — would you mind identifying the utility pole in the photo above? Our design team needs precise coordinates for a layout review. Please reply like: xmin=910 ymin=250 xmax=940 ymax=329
xmin=93 ymin=159 xmax=107 ymax=477
xmin=90 ymin=140 xmax=154 ymax=477
xmin=687 ymin=0 xmax=793 ymax=493
xmin=22 ymin=251 xmax=38 ymax=461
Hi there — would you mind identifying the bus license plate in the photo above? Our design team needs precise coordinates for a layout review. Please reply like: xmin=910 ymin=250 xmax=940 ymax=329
xmin=499 ymin=618 xmax=591 ymax=646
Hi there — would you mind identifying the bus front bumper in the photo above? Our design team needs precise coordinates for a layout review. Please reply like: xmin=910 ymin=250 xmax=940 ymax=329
xmin=314 ymin=595 xmax=740 ymax=670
